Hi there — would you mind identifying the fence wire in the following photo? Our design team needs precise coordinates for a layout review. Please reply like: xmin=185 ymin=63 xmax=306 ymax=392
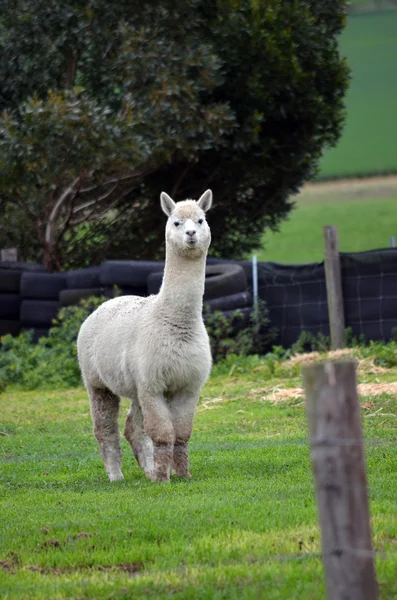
xmin=257 ymin=248 xmax=397 ymax=348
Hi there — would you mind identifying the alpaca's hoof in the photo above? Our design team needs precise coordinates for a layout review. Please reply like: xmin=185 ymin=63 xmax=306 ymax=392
xmin=150 ymin=472 xmax=170 ymax=483
xmin=175 ymin=471 xmax=192 ymax=479
xmin=108 ymin=471 xmax=124 ymax=482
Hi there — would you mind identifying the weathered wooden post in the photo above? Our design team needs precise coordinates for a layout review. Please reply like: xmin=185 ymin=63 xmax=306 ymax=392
xmin=303 ymin=360 xmax=378 ymax=600
xmin=323 ymin=225 xmax=345 ymax=349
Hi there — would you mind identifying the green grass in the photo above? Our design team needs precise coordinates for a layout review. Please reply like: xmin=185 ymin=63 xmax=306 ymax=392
xmin=256 ymin=195 xmax=397 ymax=264
xmin=319 ymin=12 xmax=397 ymax=177
xmin=1 ymin=353 xmax=396 ymax=599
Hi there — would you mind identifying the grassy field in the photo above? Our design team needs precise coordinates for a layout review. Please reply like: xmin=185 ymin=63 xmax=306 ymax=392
xmin=1 ymin=351 xmax=396 ymax=599
xmin=319 ymin=11 xmax=397 ymax=178
xmin=256 ymin=179 xmax=397 ymax=264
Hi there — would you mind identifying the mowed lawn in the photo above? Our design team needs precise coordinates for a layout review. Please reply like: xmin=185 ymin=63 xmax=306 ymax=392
xmin=1 ymin=354 xmax=396 ymax=599
xmin=319 ymin=11 xmax=397 ymax=178
xmin=256 ymin=192 xmax=397 ymax=264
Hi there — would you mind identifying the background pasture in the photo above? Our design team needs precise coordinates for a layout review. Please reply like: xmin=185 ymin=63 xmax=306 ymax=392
xmin=256 ymin=177 xmax=397 ymax=264
xmin=319 ymin=11 xmax=397 ymax=179
xmin=1 ymin=352 xmax=396 ymax=599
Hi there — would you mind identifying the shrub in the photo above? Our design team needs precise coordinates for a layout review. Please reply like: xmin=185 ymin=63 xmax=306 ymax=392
xmin=205 ymin=300 xmax=277 ymax=363
xmin=0 ymin=296 xmax=106 ymax=390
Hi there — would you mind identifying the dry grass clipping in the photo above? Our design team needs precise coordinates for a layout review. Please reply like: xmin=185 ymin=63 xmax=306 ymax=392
xmin=284 ymin=350 xmax=388 ymax=375
xmin=251 ymin=382 xmax=397 ymax=404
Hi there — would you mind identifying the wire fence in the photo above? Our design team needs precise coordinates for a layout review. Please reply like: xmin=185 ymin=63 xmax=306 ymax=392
xmin=256 ymin=248 xmax=397 ymax=348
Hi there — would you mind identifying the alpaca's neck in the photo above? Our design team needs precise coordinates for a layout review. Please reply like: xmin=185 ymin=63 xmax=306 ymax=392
xmin=157 ymin=246 xmax=207 ymax=319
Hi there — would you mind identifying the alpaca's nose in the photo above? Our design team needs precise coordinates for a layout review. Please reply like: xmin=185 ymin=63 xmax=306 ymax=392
xmin=186 ymin=230 xmax=196 ymax=237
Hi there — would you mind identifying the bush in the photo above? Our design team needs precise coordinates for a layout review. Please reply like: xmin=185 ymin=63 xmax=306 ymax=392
xmin=205 ymin=300 xmax=277 ymax=363
xmin=0 ymin=296 xmax=106 ymax=390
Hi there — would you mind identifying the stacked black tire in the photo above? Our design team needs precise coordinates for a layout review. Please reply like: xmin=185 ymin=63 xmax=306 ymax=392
xmin=100 ymin=260 xmax=164 ymax=298
xmin=0 ymin=262 xmax=46 ymax=338
xmin=20 ymin=271 xmax=67 ymax=341
xmin=1 ymin=259 xmax=253 ymax=343
xmin=59 ymin=267 xmax=103 ymax=306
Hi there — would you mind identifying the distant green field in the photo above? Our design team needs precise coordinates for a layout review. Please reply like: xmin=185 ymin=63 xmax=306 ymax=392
xmin=256 ymin=195 xmax=397 ymax=264
xmin=319 ymin=12 xmax=397 ymax=178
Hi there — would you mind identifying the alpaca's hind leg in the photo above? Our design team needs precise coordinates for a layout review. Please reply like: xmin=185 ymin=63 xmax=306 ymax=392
xmin=138 ymin=388 xmax=175 ymax=483
xmin=169 ymin=392 xmax=199 ymax=478
xmin=124 ymin=396 xmax=154 ymax=478
xmin=88 ymin=386 xmax=123 ymax=482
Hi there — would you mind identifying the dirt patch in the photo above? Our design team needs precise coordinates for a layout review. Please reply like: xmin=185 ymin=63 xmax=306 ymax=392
xmin=300 ymin=174 xmax=397 ymax=201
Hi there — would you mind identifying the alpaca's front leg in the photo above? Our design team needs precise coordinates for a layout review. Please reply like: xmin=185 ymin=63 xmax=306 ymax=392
xmin=138 ymin=388 xmax=175 ymax=482
xmin=169 ymin=392 xmax=199 ymax=478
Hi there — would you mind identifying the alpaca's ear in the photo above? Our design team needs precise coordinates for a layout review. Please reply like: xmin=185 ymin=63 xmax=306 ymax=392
xmin=160 ymin=192 xmax=176 ymax=217
xmin=197 ymin=189 xmax=212 ymax=213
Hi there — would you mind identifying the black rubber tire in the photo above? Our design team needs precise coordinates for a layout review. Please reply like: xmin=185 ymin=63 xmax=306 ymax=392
xmin=0 ymin=319 xmax=21 ymax=337
xmin=0 ymin=261 xmax=46 ymax=272
xmin=119 ymin=286 xmax=148 ymax=297
xmin=0 ymin=293 xmax=21 ymax=319
xmin=204 ymin=264 xmax=247 ymax=300
xmin=66 ymin=267 xmax=102 ymax=289
xmin=20 ymin=300 xmax=61 ymax=327
xmin=0 ymin=269 xmax=23 ymax=293
xmin=60 ymin=288 xmax=104 ymax=307
xmin=146 ymin=271 xmax=164 ymax=295
xmin=103 ymin=286 xmax=148 ymax=299
xmin=100 ymin=260 xmax=164 ymax=287
xmin=21 ymin=327 xmax=50 ymax=343
xmin=207 ymin=258 xmax=254 ymax=285
xmin=147 ymin=264 xmax=247 ymax=298
xmin=204 ymin=291 xmax=252 ymax=312
xmin=20 ymin=272 xmax=67 ymax=300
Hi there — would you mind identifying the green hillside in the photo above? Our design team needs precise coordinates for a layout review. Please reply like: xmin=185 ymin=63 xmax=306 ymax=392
xmin=257 ymin=194 xmax=397 ymax=264
xmin=319 ymin=12 xmax=397 ymax=178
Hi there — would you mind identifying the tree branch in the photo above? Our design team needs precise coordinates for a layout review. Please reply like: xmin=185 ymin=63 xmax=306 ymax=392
xmin=45 ymin=177 xmax=80 ymax=247
xmin=69 ymin=186 xmax=136 ymax=227
xmin=79 ymin=169 xmax=146 ymax=194
xmin=72 ymin=183 xmax=118 ymax=215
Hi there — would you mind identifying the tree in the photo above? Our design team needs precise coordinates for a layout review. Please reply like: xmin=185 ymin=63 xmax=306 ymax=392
xmin=0 ymin=0 xmax=349 ymax=270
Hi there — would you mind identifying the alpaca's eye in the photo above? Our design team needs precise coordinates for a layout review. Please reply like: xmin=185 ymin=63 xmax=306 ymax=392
xmin=198 ymin=219 xmax=203 ymax=225
xmin=174 ymin=221 xmax=180 ymax=227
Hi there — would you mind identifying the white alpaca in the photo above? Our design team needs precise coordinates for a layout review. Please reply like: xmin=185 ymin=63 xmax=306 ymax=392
xmin=77 ymin=190 xmax=213 ymax=482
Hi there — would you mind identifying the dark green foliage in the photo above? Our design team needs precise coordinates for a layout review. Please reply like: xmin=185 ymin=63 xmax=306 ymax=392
xmin=290 ymin=327 xmax=367 ymax=354
xmin=0 ymin=0 xmax=349 ymax=270
xmin=290 ymin=327 xmax=397 ymax=368
xmin=359 ymin=339 xmax=397 ymax=368
xmin=0 ymin=296 xmax=106 ymax=390
xmin=142 ymin=0 xmax=350 ymax=259
xmin=290 ymin=330 xmax=331 ymax=354
xmin=205 ymin=300 xmax=276 ymax=362
xmin=0 ymin=1 xmax=234 ymax=270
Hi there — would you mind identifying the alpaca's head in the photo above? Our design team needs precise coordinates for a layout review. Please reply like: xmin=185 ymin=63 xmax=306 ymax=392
xmin=160 ymin=190 xmax=212 ymax=258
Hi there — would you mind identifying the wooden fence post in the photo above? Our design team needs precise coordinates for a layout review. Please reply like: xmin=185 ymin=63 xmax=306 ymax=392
xmin=323 ymin=225 xmax=345 ymax=349
xmin=303 ymin=360 xmax=378 ymax=600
